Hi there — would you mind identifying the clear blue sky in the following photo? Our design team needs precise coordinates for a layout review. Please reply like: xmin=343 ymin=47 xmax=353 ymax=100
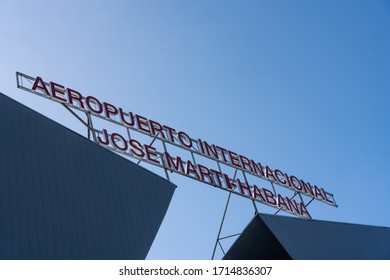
xmin=1 ymin=0 xmax=389 ymax=259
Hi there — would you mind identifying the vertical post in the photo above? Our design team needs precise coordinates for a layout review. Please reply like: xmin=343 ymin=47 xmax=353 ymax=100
xmin=211 ymin=191 xmax=232 ymax=260
xmin=162 ymin=141 xmax=171 ymax=182
xmin=242 ymin=171 xmax=259 ymax=214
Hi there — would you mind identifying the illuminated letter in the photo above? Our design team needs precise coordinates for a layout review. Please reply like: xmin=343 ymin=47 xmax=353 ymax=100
xmin=286 ymin=197 xmax=300 ymax=214
xmin=228 ymin=151 xmax=241 ymax=168
xmin=178 ymin=131 xmax=193 ymax=149
xmin=215 ymin=146 xmax=228 ymax=162
xmin=204 ymin=141 xmax=218 ymax=159
xmin=239 ymin=155 xmax=254 ymax=172
xmin=198 ymin=164 xmax=214 ymax=184
xmin=164 ymin=153 xmax=185 ymax=173
xmin=162 ymin=125 xmax=176 ymax=143
xmin=197 ymin=139 xmax=205 ymax=154
xmin=119 ymin=108 xmax=135 ymax=127
xmin=145 ymin=145 xmax=160 ymax=165
xmin=111 ymin=133 xmax=128 ymax=152
xmin=31 ymin=76 xmax=50 ymax=96
xmin=103 ymin=102 xmax=119 ymax=120
xmin=300 ymin=180 xmax=315 ymax=197
xmin=314 ymin=186 xmax=326 ymax=201
xmin=265 ymin=166 xmax=277 ymax=182
xmin=97 ymin=129 xmax=110 ymax=145
xmin=274 ymin=169 xmax=287 ymax=185
xmin=50 ymin=82 xmax=67 ymax=103
xmin=277 ymin=194 xmax=291 ymax=212
xmin=136 ymin=115 xmax=150 ymax=134
xmin=300 ymin=203 xmax=312 ymax=219
xmin=185 ymin=160 xmax=200 ymax=179
xmin=237 ymin=179 xmax=252 ymax=197
xmin=67 ymin=88 xmax=85 ymax=109
xmin=288 ymin=175 xmax=303 ymax=191
xmin=209 ymin=169 xmax=223 ymax=186
xmin=223 ymin=174 xmax=236 ymax=190
xmin=129 ymin=139 xmax=145 ymax=158
xmin=86 ymin=96 xmax=103 ymax=115
xmin=149 ymin=120 xmax=166 ymax=140
xmin=251 ymin=161 xmax=265 ymax=177
xmin=263 ymin=188 xmax=276 ymax=205
xmin=253 ymin=185 xmax=265 ymax=201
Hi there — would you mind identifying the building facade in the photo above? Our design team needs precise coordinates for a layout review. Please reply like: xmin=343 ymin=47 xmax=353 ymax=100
xmin=223 ymin=213 xmax=390 ymax=260
xmin=0 ymin=92 xmax=176 ymax=259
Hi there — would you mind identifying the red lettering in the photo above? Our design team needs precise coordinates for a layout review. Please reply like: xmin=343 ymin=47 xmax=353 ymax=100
xmin=223 ymin=174 xmax=236 ymax=189
xmin=145 ymin=145 xmax=159 ymax=165
xmin=164 ymin=153 xmax=184 ymax=173
xmin=239 ymin=155 xmax=253 ymax=172
xmin=149 ymin=120 xmax=166 ymax=140
xmin=209 ymin=169 xmax=223 ymax=186
xmin=286 ymin=197 xmax=300 ymax=214
xmin=136 ymin=114 xmax=150 ymax=134
xmin=119 ymin=108 xmax=135 ymax=127
xmin=31 ymin=76 xmax=50 ymax=96
xmin=237 ymin=179 xmax=252 ymax=197
xmin=277 ymin=194 xmax=290 ymax=211
xmin=314 ymin=186 xmax=326 ymax=201
xmin=197 ymin=139 xmax=205 ymax=154
xmin=253 ymin=185 xmax=265 ymax=201
xmin=85 ymin=96 xmax=103 ymax=114
xmin=178 ymin=131 xmax=193 ymax=149
xmin=228 ymin=151 xmax=241 ymax=168
xmin=67 ymin=88 xmax=84 ymax=109
xmin=215 ymin=146 xmax=228 ymax=162
xmin=204 ymin=141 xmax=218 ymax=159
xmin=103 ymin=102 xmax=118 ymax=119
xmin=129 ymin=139 xmax=145 ymax=157
xmin=111 ymin=133 xmax=128 ymax=152
xmin=300 ymin=203 xmax=311 ymax=219
xmin=300 ymin=180 xmax=315 ymax=197
xmin=289 ymin=175 xmax=303 ymax=191
xmin=97 ymin=129 xmax=110 ymax=145
xmin=265 ymin=166 xmax=277 ymax=182
xmin=324 ymin=192 xmax=335 ymax=205
xmin=274 ymin=169 xmax=287 ymax=184
xmin=163 ymin=125 xmax=176 ymax=143
xmin=198 ymin=164 xmax=214 ymax=184
xmin=251 ymin=161 xmax=265 ymax=177
xmin=263 ymin=188 xmax=276 ymax=205
xmin=50 ymin=82 xmax=67 ymax=103
xmin=185 ymin=161 xmax=199 ymax=179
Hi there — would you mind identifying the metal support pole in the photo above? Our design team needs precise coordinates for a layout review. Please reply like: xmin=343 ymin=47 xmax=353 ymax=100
xmin=270 ymin=181 xmax=277 ymax=195
xmin=62 ymin=104 xmax=89 ymax=128
xmin=162 ymin=141 xmax=171 ymax=181
xmin=137 ymin=135 xmax=158 ymax=165
xmin=218 ymin=233 xmax=241 ymax=241
xmin=242 ymin=171 xmax=259 ymax=214
xmin=274 ymin=192 xmax=298 ymax=215
xmin=305 ymin=197 xmax=315 ymax=207
xmin=211 ymin=191 xmax=232 ymax=260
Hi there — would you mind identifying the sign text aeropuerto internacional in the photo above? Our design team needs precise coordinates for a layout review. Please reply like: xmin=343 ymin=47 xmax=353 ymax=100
xmin=16 ymin=72 xmax=338 ymax=219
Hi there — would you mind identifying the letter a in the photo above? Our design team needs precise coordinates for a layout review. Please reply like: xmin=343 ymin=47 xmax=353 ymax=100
xmin=32 ymin=76 xmax=50 ymax=96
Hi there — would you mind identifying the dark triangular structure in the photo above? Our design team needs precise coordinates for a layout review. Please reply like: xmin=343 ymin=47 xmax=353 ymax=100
xmin=0 ymin=92 xmax=176 ymax=259
xmin=224 ymin=213 xmax=390 ymax=260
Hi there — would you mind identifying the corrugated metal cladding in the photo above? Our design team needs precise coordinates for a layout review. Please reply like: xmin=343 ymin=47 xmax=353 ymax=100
xmin=224 ymin=214 xmax=390 ymax=260
xmin=0 ymin=92 xmax=176 ymax=259
xmin=223 ymin=214 xmax=292 ymax=260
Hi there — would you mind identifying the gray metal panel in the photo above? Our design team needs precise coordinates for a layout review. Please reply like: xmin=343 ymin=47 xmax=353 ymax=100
xmin=260 ymin=214 xmax=390 ymax=260
xmin=224 ymin=213 xmax=390 ymax=260
xmin=223 ymin=215 xmax=292 ymax=260
xmin=0 ymin=92 xmax=176 ymax=259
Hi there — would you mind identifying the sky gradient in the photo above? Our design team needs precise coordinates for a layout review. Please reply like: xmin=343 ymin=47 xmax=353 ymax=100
xmin=1 ymin=0 xmax=390 ymax=259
